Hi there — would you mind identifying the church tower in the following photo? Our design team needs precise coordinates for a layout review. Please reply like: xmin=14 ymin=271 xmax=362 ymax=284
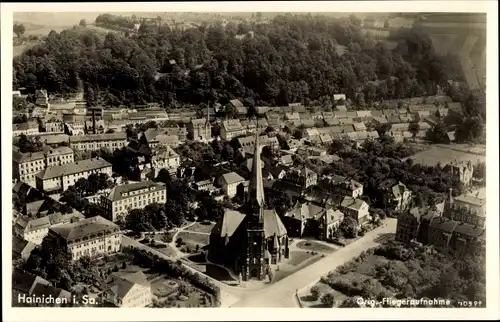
xmin=243 ymin=131 xmax=267 ymax=280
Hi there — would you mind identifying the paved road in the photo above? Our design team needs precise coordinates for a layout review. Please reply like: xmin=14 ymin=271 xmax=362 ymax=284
xmin=229 ymin=219 xmax=397 ymax=308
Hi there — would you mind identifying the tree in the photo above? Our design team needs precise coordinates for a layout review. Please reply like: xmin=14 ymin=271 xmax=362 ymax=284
xmin=455 ymin=117 xmax=484 ymax=143
xmin=79 ymin=19 xmax=87 ymax=27
xmin=320 ymin=293 xmax=335 ymax=307
xmin=340 ymin=216 xmax=359 ymax=238
xmin=310 ymin=285 xmax=320 ymax=300
xmin=17 ymin=134 xmax=43 ymax=153
xmin=13 ymin=24 xmax=26 ymax=39
xmin=408 ymin=122 xmax=420 ymax=139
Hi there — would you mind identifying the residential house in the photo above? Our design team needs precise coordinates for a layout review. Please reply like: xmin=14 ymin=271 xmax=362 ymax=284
xmin=13 ymin=146 xmax=74 ymax=187
xmin=220 ymin=119 xmax=247 ymax=140
xmin=35 ymin=89 xmax=49 ymax=107
xmin=427 ymin=217 xmax=460 ymax=250
xmin=278 ymin=154 xmax=293 ymax=167
xmin=36 ymin=157 xmax=112 ymax=193
xmin=320 ymin=175 xmax=363 ymax=198
xmin=340 ymin=196 xmax=370 ymax=225
xmin=282 ymin=166 xmax=317 ymax=189
xmin=48 ymin=216 xmax=122 ymax=261
xmin=99 ymin=271 xmax=152 ymax=307
xmin=218 ymin=172 xmax=246 ymax=198
xmin=442 ymin=160 xmax=474 ymax=186
xmin=101 ymin=181 xmax=167 ymax=222
xmin=187 ymin=118 xmax=212 ymax=142
xmin=69 ymin=133 xmax=127 ymax=152
xmin=150 ymin=147 xmax=180 ymax=177
xmin=192 ymin=179 xmax=218 ymax=194
xmin=395 ymin=206 xmax=424 ymax=243
xmin=390 ymin=182 xmax=413 ymax=211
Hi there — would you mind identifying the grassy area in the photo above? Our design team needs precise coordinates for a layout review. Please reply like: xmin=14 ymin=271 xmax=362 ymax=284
xmin=184 ymin=222 xmax=215 ymax=234
xmin=296 ymin=240 xmax=335 ymax=253
xmin=288 ymin=250 xmax=317 ymax=266
xmin=177 ymin=232 xmax=210 ymax=252
xmin=151 ymin=278 xmax=214 ymax=308
xmin=153 ymin=232 xmax=175 ymax=243
xmin=273 ymin=250 xmax=324 ymax=283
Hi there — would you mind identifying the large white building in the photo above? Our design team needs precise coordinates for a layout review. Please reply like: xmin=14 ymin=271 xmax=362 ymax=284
xmin=69 ymin=133 xmax=128 ymax=152
xmin=13 ymin=146 xmax=75 ymax=187
xmin=101 ymin=181 xmax=167 ymax=222
xmin=48 ymin=216 xmax=122 ymax=261
xmin=35 ymin=157 xmax=112 ymax=193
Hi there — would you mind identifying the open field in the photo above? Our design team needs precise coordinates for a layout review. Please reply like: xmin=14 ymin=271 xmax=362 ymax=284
xmin=184 ymin=222 xmax=215 ymax=234
xmin=13 ymin=43 xmax=38 ymax=57
xmin=177 ymin=232 xmax=210 ymax=248
xmin=409 ymin=145 xmax=486 ymax=167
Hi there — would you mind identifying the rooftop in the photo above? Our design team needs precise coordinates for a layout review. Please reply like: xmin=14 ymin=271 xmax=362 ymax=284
xmin=50 ymin=215 xmax=119 ymax=242
xmin=37 ymin=158 xmax=112 ymax=180
xmin=106 ymin=181 xmax=166 ymax=202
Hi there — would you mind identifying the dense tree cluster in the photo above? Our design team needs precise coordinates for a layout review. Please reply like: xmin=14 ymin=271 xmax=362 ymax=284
xmin=23 ymin=234 xmax=105 ymax=292
xmin=14 ymin=14 xmax=453 ymax=108
xmin=320 ymin=241 xmax=485 ymax=307
xmin=15 ymin=134 xmax=43 ymax=153
xmin=325 ymin=139 xmax=462 ymax=207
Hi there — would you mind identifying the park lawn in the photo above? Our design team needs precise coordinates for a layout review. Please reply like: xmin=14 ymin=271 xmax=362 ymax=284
xmin=273 ymin=250 xmax=323 ymax=283
xmin=177 ymin=231 xmax=210 ymax=250
xmin=288 ymin=250 xmax=316 ymax=266
xmin=153 ymin=232 xmax=175 ymax=243
xmin=184 ymin=222 xmax=215 ymax=234
xmin=296 ymin=240 xmax=335 ymax=253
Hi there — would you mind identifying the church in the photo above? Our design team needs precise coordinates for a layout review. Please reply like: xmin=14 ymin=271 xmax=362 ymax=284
xmin=209 ymin=132 xmax=290 ymax=281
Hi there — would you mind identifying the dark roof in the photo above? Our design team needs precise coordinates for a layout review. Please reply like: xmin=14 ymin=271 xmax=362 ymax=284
xmin=429 ymin=217 xmax=460 ymax=234
xmin=453 ymin=222 xmax=486 ymax=240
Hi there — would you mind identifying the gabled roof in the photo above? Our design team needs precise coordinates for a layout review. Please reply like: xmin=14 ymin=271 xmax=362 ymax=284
xmin=221 ymin=172 xmax=245 ymax=185
xmin=341 ymin=196 xmax=368 ymax=211
xmin=12 ymin=269 xmax=50 ymax=294
xmin=105 ymin=271 xmax=150 ymax=300
xmin=392 ymin=182 xmax=411 ymax=198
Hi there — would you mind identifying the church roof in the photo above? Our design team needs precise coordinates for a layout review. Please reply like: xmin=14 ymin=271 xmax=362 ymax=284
xmin=211 ymin=209 xmax=246 ymax=238
xmin=262 ymin=209 xmax=287 ymax=238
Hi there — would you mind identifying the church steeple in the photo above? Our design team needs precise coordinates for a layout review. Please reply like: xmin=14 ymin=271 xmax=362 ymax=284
xmin=249 ymin=129 xmax=265 ymax=208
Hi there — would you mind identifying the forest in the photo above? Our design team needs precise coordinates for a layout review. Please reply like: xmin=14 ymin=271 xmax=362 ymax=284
xmin=13 ymin=14 xmax=460 ymax=110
